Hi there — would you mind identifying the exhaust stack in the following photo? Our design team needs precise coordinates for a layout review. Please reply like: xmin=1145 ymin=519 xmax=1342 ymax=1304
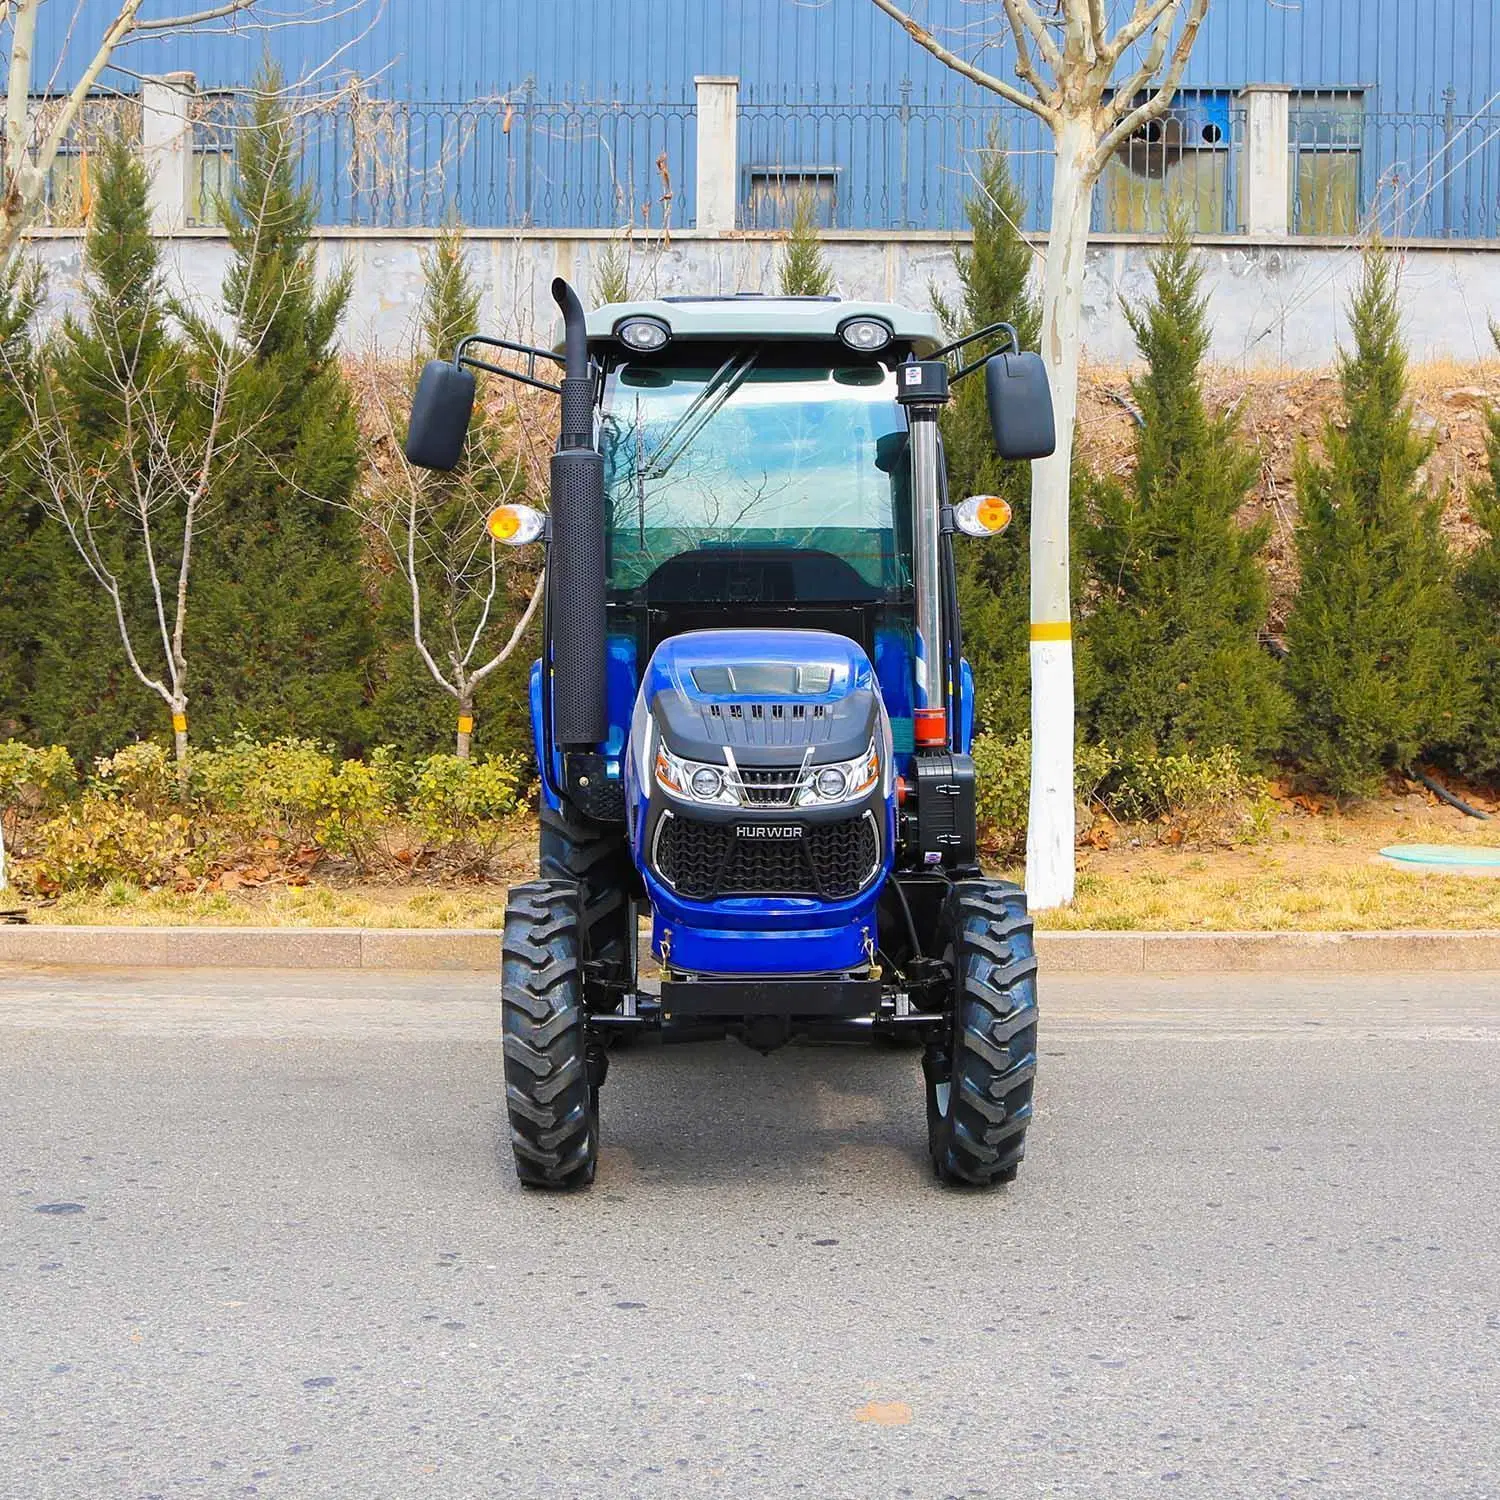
xmin=547 ymin=278 xmax=609 ymax=752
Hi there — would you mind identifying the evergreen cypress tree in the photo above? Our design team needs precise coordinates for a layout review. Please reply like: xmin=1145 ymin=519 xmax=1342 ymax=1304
xmin=188 ymin=65 xmax=374 ymax=752
xmin=591 ymin=237 xmax=631 ymax=305
xmin=1453 ymin=339 xmax=1500 ymax=779
xmin=366 ymin=221 xmax=539 ymax=759
xmin=777 ymin=192 xmax=835 ymax=297
xmin=932 ymin=133 xmax=1041 ymax=737
xmin=0 ymin=256 xmax=46 ymax=735
xmin=1284 ymin=245 xmax=1472 ymax=795
xmin=26 ymin=138 xmax=176 ymax=757
xmin=1080 ymin=216 xmax=1287 ymax=758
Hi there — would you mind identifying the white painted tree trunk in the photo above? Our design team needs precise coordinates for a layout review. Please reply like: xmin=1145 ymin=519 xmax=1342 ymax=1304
xmin=456 ymin=696 xmax=474 ymax=761
xmin=171 ymin=701 xmax=189 ymax=771
xmin=1026 ymin=110 xmax=1096 ymax=912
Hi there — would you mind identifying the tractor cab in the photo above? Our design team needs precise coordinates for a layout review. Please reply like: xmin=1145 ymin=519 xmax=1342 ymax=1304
xmin=405 ymin=279 xmax=1056 ymax=1191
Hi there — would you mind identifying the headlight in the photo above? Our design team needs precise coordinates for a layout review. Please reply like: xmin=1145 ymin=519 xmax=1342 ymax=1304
xmin=797 ymin=741 xmax=880 ymax=807
xmin=838 ymin=317 xmax=893 ymax=352
xmin=814 ymin=767 xmax=848 ymax=800
xmin=616 ymin=316 xmax=670 ymax=351
xmin=690 ymin=765 xmax=725 ymax=800
xmin=655 ymin=744 xmax=737 ymax=805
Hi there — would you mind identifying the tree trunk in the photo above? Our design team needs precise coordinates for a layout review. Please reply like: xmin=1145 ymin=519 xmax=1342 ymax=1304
xmin=171 ymin=703 xmax=189 ymax=769
xmin=1026 ymin=109 xmax=1096 ymax=911
xmin=456 ymin=699 xmax=474 ymax=761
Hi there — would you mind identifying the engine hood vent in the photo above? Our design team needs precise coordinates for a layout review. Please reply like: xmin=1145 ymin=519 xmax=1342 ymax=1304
xmin=642 ymin=628 xmax=882 ymax=765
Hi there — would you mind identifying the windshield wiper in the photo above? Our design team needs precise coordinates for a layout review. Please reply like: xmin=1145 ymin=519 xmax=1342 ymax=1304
xmin=641 ymin=347 xmax=759 ymax=482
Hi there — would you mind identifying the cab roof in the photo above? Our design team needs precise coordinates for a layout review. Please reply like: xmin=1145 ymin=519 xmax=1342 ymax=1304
xmin=565 ymin=294 xmax=945 ymax=357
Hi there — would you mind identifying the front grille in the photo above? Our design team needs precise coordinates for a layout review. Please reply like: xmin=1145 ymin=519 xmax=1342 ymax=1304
xmin=737 ymin=768 xmax=802 ymax=807
xmin=654 ymin=813 xmax=879 ymax=901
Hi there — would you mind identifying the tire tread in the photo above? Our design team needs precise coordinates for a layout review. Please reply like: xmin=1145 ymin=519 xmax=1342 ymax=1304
xmin=501 ymin=879 xmax=598 ymax=1189
xmin=927 ymin=879 xmax=1039 ymax=1187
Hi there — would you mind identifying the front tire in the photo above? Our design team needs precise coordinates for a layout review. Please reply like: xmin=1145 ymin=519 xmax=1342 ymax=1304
xmin=501 ymin=880 xmax=598 ymax=1189
xmin=539 ymin=799 xmax=633 ymax=984
xmin=924 ymin=880 xmax=1039 ymax=1186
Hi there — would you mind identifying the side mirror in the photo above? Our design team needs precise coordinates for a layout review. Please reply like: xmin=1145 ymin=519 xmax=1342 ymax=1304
xmin=405 ymin=359 xmax=477 ymax=472
xmin=986 ymin=351 xmax=1056 ymax=461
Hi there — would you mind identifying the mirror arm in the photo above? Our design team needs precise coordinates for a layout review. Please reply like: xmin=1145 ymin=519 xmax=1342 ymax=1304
xmin=455 ymin=333 xmax=566 ymax=396
xmin=934 ymin=321 xmax=1020 ymax=385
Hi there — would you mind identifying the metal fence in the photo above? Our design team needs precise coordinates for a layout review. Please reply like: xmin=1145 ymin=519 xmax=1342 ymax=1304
xmin=1291 ymin=100 xmax=1500 ymax=239
xmin=188 ymin=93 xmax=693 ymax=229
xmin=738 ymin=99 xmax=1049 ymax=231
xmin=737 ymin=97 xmax=1249 ymax=236
xmin=165 ymin=90 xmax=1500 ymax=240
xmin=237 ymin=94 xmax=694 ymax=231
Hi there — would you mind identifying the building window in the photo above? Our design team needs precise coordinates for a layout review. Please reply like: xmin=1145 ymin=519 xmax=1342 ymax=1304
xmin=190 ymin=93 xmax=237 ymax=227
xmin=1289 ymin=91 xmax=1364 ymax=235
xmin=744 ymin=167 xmax=838 ymax=230
xmin=37 ymin=95 xmax=141 ymax=226
xmin=1099 ymin=90 xmax=1233 ymax=233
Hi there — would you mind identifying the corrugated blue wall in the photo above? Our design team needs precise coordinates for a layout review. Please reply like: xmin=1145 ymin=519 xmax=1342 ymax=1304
xmin=28 ymin=0 xmax=1500 ymax=234
xmin=35 ymin=0 xmax=1500 ymax=110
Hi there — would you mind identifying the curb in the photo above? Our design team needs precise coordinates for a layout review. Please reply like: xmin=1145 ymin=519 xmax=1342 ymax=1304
xmin=1 ymin=925 xmax=1498 ymax=974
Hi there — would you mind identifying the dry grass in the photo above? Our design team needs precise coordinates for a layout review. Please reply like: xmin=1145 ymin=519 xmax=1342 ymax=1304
xmin=30 ymin=881 xmax=512 ymax=930
xmin=22 ymin=796 xmax=1500 ymax=934
xmin=1014 ymin=796 xmax=1500 ymax=931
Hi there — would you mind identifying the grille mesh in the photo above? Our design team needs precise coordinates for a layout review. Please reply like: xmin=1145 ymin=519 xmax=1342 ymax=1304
xmin=655 ymin=813 xmax=878 ymax=900
xmin=738 ymin=768 xmax=801 ymax=807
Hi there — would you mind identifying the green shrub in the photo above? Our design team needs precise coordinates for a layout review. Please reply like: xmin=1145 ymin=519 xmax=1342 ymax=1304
xmin=1453 ymin=362 xmax=1500 ymax=779
xmin=406 ymin=753 xmax=523 ymax=866
xmin=187 ymin=64 xmax=375 ymax=753
xmin=777 ymin=192 xmax=835 ymax=297
xmin=0 ymin=741 xmax=77 ymax=813
xmin=93 ymin=741 xmax=176 ymax=809
xmin=6 ymin=736 xmax=534 ymax=889
xmin=1080 ymin=215 xmax=1287 ymax=761
xmin=971 ymin=732 xmax=1032 ymax=850
xmin=973 ymin=734 xmax=1269 ymax=850
xmin=188 ymin=737 xmax=393 ymax=858
xmin=1284 ymin=245 xmax=1473 ymax=794
xmin=1105 ymin=744 xmax=1273 ymax=844
xmin=27 ymin=796 xmax=192 ymax=891
xmin=972 ymin=733 xmax=1118 ymax=854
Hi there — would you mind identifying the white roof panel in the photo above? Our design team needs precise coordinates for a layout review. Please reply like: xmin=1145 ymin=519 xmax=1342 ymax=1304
xmin=563 ymin=295 xmax=945 ymax=356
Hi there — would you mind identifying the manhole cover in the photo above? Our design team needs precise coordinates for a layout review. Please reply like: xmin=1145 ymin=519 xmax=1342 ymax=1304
xmin=1379 ymin=844 xmax=1500 ymax=873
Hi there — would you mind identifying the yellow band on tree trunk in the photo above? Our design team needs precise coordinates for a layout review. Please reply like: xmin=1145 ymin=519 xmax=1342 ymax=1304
xmin=1030 ymin=622 xmax=1073 ymax=643
xmin=458 ymin=716 xmax=475 ymax=734
xmin=172 ymin=713 xmax=187 ymax=733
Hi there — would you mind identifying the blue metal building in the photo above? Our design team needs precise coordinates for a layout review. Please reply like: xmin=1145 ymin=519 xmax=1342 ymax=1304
xmin=29 ymin=0 xmax=1500 ymax=237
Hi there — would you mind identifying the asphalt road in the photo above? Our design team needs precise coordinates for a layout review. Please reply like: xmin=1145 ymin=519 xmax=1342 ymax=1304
xmin=1 ymin=966 xmax=1498 ymax=1500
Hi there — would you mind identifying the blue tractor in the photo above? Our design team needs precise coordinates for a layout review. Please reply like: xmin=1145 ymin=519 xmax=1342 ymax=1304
xmin=405 ymin=279 xmax=1056 ymax=1189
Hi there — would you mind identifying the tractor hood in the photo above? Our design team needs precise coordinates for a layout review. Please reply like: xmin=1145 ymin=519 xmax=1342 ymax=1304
xmin=639 ymin=628 xmax=883 ymax=769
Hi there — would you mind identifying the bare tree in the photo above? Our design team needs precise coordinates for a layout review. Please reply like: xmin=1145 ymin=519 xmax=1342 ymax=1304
xmin=354 ymin=222 xmax=547 ymax=761
xmin=2 ymin=1 xmax=264 ymax=260
xmin=872 ymin=0 xmax=1209 ymax=908
xmin=359 ymin=361 xmax=545 ymax=761
xmin=9 ymin=124 xmax=305 ymax=766
xmin=22 ymin=303 xmax=265 ymax=765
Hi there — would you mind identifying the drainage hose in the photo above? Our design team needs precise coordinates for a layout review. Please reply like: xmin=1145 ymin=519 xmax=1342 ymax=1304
xmin=1412 ymin=770 xmax=1491 ymax=821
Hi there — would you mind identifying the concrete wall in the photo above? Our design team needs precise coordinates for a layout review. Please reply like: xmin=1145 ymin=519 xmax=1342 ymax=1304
xmin=26 ymin=228 xmax=1500 ymax=369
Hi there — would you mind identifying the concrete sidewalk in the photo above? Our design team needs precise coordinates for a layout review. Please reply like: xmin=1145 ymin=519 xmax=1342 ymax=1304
xmin=0 ymin=924 xmax=1497 ymax=974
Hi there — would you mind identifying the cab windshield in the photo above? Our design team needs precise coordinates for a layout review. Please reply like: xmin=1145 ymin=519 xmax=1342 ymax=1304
xmin=600 ymin=353 xmax=911 ymax=597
